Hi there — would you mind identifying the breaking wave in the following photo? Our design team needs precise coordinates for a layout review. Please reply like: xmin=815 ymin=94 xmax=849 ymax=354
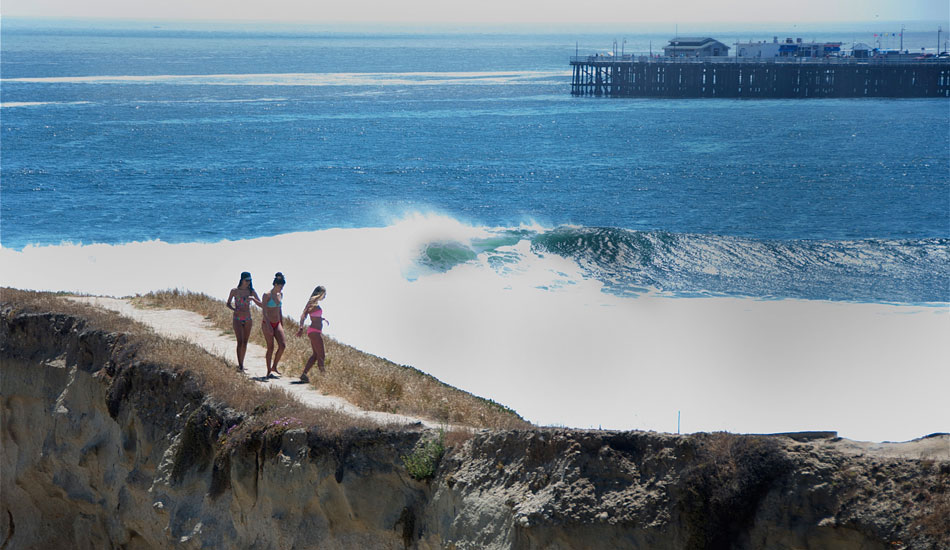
xmin=409 ymin=224 xmax=949 ymax=304
xmin=529 ymin=227 xmax=950 ymax=303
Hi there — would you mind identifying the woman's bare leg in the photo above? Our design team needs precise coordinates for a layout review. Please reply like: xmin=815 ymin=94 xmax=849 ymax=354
xmin=232 ymin=317 xmax=244 ymax=369
xmin=238 ymin=319 xmax=252 ymax=369
xmin=234 ymin=318 xmax=252 ymax=370
xmin=272 ymin=323 xmax=286 ymax=374
xmin=262 ymin=321 xmax=275 ymax=375
xmin=301 ymin=332 xmax=325 ymax=378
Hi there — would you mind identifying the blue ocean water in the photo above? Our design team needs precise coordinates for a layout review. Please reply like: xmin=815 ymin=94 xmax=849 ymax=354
xmin=2 ymin=19 xmax=949 ymax=303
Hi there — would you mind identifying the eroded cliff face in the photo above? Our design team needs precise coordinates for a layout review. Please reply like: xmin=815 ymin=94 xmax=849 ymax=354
xmin=2 ymin=306 xmax=948 ymax=550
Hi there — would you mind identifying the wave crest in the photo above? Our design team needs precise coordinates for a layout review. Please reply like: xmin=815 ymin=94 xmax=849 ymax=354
xmin=530 ymin=227 xmax=950 ymax=303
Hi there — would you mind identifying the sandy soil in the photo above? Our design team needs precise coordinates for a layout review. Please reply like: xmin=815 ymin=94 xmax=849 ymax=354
xmin=69 ymin=296 xmax=445 ymax=429
xmin=821 ymin=433 xmax=950 ymax=460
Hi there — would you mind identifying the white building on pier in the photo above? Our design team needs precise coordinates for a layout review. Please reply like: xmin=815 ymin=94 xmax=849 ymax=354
xmin=736 ymin=37 xmax=843 ymax=58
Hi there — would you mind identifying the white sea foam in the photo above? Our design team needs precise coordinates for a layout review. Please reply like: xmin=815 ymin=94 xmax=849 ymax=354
xmin=130 ymin=97 xmax=290 ymax=105
xmin=0 ymin=101 xmax=93 ymax=108
xmin=1 ymin=71 xmax=569 ymax=87
xmin=2 ymin=213 xmax=947 ymax=442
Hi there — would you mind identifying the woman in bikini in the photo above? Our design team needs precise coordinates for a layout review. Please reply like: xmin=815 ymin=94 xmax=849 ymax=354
xmin=296 ymin=285 xmax=329 ymax=383
xmin=226 ymin=272 xmax=261 ymax=371
xmin=261 ymin=272 xmax=287 ymax=378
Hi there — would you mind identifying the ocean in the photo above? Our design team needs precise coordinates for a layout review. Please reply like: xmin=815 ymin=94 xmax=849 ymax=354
xmin=2 ymin=18 xmax=948 ymax=441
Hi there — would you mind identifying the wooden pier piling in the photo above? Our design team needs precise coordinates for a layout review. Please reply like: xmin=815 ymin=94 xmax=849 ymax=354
xmin=570 ymin=57 xmax=950 ymax=98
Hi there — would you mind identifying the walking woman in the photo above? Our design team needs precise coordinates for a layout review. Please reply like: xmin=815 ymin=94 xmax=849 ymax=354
xmin=226 ymin=271 xmax=261 ymax=371
xmin=261 ymin=272 xmax=287 ymax=378
xmin=296 ymin=285 xmax=329 ymax=383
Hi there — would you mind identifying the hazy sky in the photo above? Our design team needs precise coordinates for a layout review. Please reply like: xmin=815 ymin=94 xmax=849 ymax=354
xmin=2 ymin=0 xmax=948 ymax=25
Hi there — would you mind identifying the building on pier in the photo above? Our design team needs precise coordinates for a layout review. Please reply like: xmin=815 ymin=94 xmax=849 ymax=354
xmin=736 ymin=37 xmax=842 ymax=59
xmin=663 ymin=37 xmax=730 ymax=58
xmin=852 ymin=43 xmax=872 ymax=58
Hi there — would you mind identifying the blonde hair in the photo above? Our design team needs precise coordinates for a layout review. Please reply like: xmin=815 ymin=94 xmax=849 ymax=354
xmin=306 ymin=286 xmax=326 ymax=311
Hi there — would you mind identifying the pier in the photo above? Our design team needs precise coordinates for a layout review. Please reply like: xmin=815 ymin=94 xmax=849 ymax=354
xmin=570 ymin=57 xmax=950 ymax=98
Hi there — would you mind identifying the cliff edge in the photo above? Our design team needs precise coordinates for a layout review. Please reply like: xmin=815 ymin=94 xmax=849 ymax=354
xmin=1 ymin=298 xmax=948 ymax=549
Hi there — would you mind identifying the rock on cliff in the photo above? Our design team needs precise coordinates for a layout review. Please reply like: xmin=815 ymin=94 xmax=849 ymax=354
xmin=1 ymin=303 xmax=948 ymax=550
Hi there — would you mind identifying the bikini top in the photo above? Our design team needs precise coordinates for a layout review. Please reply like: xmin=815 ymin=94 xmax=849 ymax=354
xmin=266 ymin=295 xmax=280 ymax=308
xmin=309 ymin=306 xmax=322 ymax=319
xmin=234 ymin=293 xmax=251 ymax=309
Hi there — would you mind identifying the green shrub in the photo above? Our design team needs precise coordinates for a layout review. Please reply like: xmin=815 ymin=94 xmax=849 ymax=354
xmin=402 ymin=429 xmax=446 ymax=480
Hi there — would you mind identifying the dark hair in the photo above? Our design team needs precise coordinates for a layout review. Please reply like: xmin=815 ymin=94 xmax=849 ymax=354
xmin=273 ymin=272 xmax=286 ymax=286
xmin=238 ymin=272 xmax=254 ymax=292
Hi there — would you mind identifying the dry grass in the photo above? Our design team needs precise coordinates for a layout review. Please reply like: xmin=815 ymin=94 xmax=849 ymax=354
xmin=2 ymin=287 xmax=379 ymax=437
xmin=131 ymin=289 xmax=529 ymax=430
xmin=2 ymin=288 xmax=148 ymax=334
xmin=444 ymin=427 xmax=476 ymax=448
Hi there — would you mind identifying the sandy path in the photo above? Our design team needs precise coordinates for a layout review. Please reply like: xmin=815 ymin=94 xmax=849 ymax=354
xmin=70 ymin=296 xmax=444 ymax=429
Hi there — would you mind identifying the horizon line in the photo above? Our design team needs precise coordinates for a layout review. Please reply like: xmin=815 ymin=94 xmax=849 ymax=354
xmin=3 ymin=15 xmax=949 ymax=28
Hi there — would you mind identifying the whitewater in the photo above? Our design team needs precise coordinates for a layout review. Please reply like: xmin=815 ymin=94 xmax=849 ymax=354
xmin=3 ymin=212 xmax=946 ymax=442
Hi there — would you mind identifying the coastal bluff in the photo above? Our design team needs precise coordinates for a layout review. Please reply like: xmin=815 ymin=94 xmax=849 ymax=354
xmin=2 ymin=301 xmax=948 ymax=550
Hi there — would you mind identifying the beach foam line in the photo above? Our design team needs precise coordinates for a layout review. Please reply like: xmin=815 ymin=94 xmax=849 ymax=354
xmin=1 ymin=70 xmax=570 ymax=87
